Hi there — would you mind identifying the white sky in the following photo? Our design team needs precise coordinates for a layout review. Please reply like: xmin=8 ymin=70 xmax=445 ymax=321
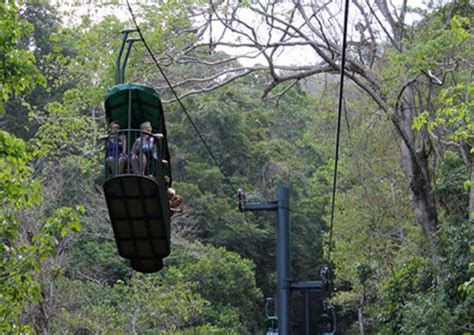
xmin=49 ymin=0 xmax=455 ymax=68
xmin=50 ymin=0 xmax=446 ymax=28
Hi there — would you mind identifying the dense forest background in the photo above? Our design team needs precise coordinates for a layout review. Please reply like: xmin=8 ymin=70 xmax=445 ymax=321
xmin=1 ymin=0 xmax=472 ymax=333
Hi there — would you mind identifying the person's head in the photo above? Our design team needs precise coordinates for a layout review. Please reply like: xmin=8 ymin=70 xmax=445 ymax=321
xmin=109 ymin=121 xmax=120 ymax=132
xmin=171 ymin=194 xmax=183 ymax=208
xmin=168 ymin=187 xmax=176 ymax=198
xmin=140 ymin=121 xmax=152 ymax=132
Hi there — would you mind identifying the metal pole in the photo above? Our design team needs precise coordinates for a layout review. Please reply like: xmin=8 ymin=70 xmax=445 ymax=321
xmin=128 ymin=90 xmax=132 ymax=173
xmin=239 ymin=188 xmax=329 ymax=333
xmin=238 ymin=187 xmax=291 ymax=334
xmin=121 ymin=38 xmax=141 ymax=83
xmin=304 ymin=290 xmax=310 ymax=335
xmin=120 ymin=41 xmax=133 ymax=84
xmin=276 ymin=187 xmax=290 ymax=335
xmin=115 ymin=36 xmax=126 ymax=84
xmin=116 ymin=29 xmax=137 ymax=84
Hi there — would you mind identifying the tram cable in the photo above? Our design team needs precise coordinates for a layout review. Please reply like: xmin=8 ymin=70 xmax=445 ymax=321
xmin=125 ymin=0 xmax=238 ymax=194
xmin=327 ymin=0 xmax=350 ymax=263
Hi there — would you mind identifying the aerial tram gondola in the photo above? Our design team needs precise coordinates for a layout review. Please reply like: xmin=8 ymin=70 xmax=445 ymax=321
xmin=102 ymin=29 xmax=172 ymax=273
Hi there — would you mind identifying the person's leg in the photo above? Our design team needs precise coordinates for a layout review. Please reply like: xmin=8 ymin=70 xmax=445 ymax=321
xmin=118 ymin=156 xmax=126 ymax=173
xmin=131 ymin=155 xmax=140 ymax=174
xmin=106 ymin=156 xmax=114 ymax=175
xmin=141 ymin=155 xmax=147 ymax=174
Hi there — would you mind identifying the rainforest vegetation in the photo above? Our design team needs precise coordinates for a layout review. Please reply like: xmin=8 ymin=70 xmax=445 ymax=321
xmin=0 ymin=0 xmax=472 ymax=333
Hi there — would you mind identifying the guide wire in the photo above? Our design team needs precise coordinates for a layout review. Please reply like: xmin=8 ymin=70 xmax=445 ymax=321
xmin=327 ymin=0 xmax=350 ymax=263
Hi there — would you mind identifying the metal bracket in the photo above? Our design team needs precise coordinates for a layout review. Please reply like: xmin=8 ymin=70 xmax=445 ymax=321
xmin=237 ymin=188 xmax=278 ymax=212
xmin=116 ymin=29 xmax=139 ymax=84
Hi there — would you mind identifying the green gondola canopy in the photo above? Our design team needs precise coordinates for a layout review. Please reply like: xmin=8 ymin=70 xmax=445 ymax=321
xmin=105 ymin=83 xmax=166 ymax=135
xmin=104 ymin=83 xmax=171 ymax=178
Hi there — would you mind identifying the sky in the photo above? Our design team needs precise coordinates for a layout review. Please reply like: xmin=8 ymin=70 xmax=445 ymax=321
xmin=50 ymin=0 xmax=445 ymax=27
xmin=49 ymin=0 xmax=455 ymax=68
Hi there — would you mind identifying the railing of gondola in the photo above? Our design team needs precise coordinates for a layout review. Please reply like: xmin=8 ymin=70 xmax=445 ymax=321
xmin=134 ymin=130 xmax=163 ymax=178
xmin=104 ymin=130 xmax=127 ymax=180
xmin=104 ymin=129 xmax=165 ymax=180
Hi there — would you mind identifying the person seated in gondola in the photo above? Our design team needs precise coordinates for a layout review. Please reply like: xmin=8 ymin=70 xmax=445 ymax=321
xmin=131 ymin=121 xmax=163 ymax=175
xmin=168 ymin=187 xmax=183 ymax=215
xmin=100 ymin=121 xmax=127 ymax=176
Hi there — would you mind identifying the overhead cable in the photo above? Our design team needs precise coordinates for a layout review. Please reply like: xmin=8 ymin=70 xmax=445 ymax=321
xmin=327 ymin=0 xmax=350 ymax=263
xmin=125 ymin=0 xmax=238 ymax=192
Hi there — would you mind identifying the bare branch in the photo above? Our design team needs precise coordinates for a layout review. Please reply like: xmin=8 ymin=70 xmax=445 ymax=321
xmin=365 ymin=0 xmax=400 ymax=50
xmin=159 ymin=65 xmax=267 ymax=91
xmin=422 ymin=70 xmax=444 ymax=85
xmin=161 ymin=67 xmax=257 ymax=103
xmin=266 ymin=79 xmax=300 ymax=107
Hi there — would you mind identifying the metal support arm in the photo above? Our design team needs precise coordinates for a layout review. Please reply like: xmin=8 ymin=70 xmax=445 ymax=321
xmin=116 ymin=29 xmax=138 ymax=84
xmin=237 ymin=188 xmax=290 ymax=335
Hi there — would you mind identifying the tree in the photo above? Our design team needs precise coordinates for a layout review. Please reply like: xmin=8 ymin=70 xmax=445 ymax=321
xmin=0 ymin=1 xmax=45 ymax=114
xmin=50 ymin=241 xmax=261 ymax=334
xmin=414 ymin=81 xmax=473 ymax=219
xmin=0 ymin=131 xmax=82 ymax=333
xmin=0 ymin=3 xmax=88 ymax=332
xmin=129 ymin=0 xmax=473 ymax=263
xmin=2 ymin=1 xmax=75 ymax=139
xmin=165 ymin=241 xmax=263 ymax=333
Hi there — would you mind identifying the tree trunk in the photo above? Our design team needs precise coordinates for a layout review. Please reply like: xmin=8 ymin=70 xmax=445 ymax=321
xmin=459 ymin=141 xmax=472 ymax=220
xmin=33 ymin=299 xmax=50 ymax=335
xmin=397 ymin=86 xmax=439 ymax=263
xmin=470 ymin=158 xmax=474 ymax=221
xmin=358 ymin=295 xmax=365 ymax=335
xmin=403 ymin=144 xmax=439 ymax=256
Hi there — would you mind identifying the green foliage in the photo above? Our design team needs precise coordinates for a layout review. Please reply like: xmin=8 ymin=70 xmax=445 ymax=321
xmin=391 ymin=14 xmax=470 ymax=78
xmin=53 ymin=242 xmax=260 ymax=334
xmin=434 ymin=151 xmax=469 ymax=217
xmin=166 ymin=76 xmax=327 ymax=296
xmin=367 ymin=6 xmax=474 ymax=331
xmin=381 ymin=257 xmax=435 ymax=332
xmin=0 ymin=131 xmax=41 ymax=208
xmin=165 ymin=242 xmax=262 ymax=332
xmin=34 ymin=95 xmax=96 ymax=163
xmin=52 ymin=276 xmax=213 ymax=334
xmin=436 ymin=82 xmax=473 ymax=142
xmin=66 ymin=240 xmax=133 ymax=284
xmin=437 ymin=215 xmax=473 ymax=328
xmin=0 ymin=1 xmax=324 ymax=332
xmin=0 ymin=1 xmax=45 ymax=113
xmin=414 ymin=83 xmax=473 ymax=147
xmin=374 ymin=150 xmax=473 ymax=334
xmin=2 ymin=2 xmax=70 ymax=139
xmin=381 ymin=10 xmax=472 ymax=110
xmin=0 ymin=131 xmax=83 ymax=333
xmin=459 ymin=245 xmax=474 ymax=297
xmin=394 ymin=290 xmax=459 ymax=334
xmin=380 ymin=235 xmax=473 ymax=333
